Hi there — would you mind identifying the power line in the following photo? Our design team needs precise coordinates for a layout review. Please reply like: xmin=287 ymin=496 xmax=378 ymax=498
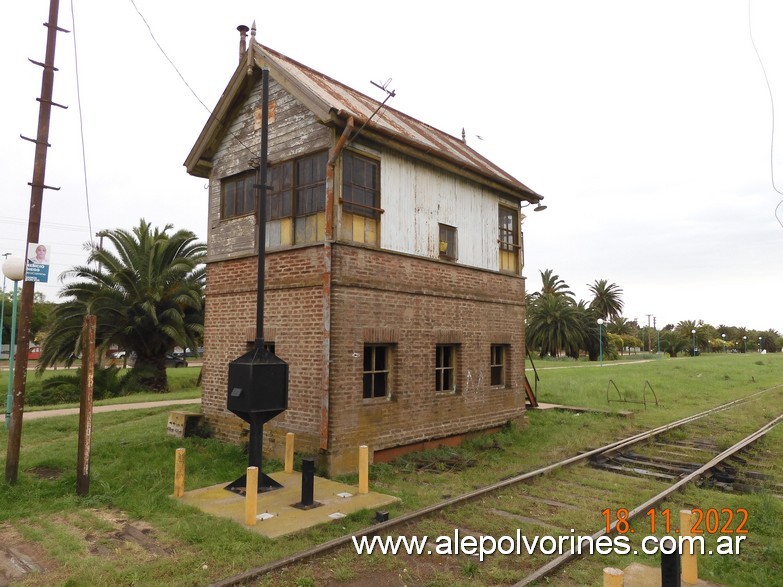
xmin=747 ymin=0 xmax=783 ymax=228
xmin=127 ymin=0 xmax=256 ymax=160
xmin=69 ymin=0 xmax=94 ymax=244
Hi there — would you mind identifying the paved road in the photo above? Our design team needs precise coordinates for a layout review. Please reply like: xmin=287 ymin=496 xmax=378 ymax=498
xmin=23 ymin=398 xmax=201 ymax=420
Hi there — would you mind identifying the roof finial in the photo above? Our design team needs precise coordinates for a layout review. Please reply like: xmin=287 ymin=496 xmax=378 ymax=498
xmin=461 ymin=128 xmax=466 ymax=143
xmin=247 ymin=21 xmax=257 ymax=76
xmin=237 ymin=25 xmax=249 ymax=64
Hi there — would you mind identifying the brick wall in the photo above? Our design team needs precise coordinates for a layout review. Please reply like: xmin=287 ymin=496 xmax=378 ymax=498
xmin=202 ymin=245 xmax=326 ymax=456
xmin=202 ymin=242 xmax=528 ymax=475
xmin=326 ymin=243 xmax=527 ymax=473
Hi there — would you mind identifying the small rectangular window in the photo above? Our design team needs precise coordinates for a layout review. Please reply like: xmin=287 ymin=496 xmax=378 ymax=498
xmin=363 ymin=345 xmax=390 ymax=399
xmin=435 ymin=345 xmax=456 ymax=392
xmin=498 ymin=205 xmax=520 ymax=273
xmin=490 ymin=345 xmax=507 ymax=387
xmin=343 ymin=152 xmax=380 ymax=219
xmin=438 ymin=224 xmax=457 ymax=261
xmin=222 ymin=171 xmax=256 ymax=219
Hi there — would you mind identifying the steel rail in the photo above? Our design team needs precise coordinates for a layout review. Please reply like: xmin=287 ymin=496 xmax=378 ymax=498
xmin=513 ymin=411 xmax=783 ymax=586
xmin=207 ymin=384 xmax=782 ymax=587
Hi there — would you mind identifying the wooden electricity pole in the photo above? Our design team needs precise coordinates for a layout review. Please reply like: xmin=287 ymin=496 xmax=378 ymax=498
xmin=6 ymin=0 xmax=67 ymax=483
xmin=76 ymin=315 xmax=96 ymax=496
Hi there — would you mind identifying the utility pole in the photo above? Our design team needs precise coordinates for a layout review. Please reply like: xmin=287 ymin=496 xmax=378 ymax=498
xmin=6 ymin=0 xmax=67 ymax=484
xmin=645 ymin=314 xmax=653 ymax=352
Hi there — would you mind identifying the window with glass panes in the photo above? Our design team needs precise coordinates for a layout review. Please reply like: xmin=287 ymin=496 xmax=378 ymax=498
xmin=435 ymin=345 xmax=456 ymax=392
xmin=363 ymin=345 xmax=390 ymax=399
xmin=342 ymin=151 xmax=380 ymax=245
xmin=266 ymin=151 xmax=327 ymax=221
xmin=498 ymin=205 xmax=520 ymax=273
xmin=222 ymin=170 xmax=256 ymax=219
xmin=490 ymin=345 xmax=507 ymax=387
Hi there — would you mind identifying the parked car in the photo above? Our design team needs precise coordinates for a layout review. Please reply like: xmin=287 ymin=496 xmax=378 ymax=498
xmin=165 ymin=353 xmax=188 ymax=368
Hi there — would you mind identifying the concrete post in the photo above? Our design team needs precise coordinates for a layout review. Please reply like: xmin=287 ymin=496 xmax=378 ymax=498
xmin=358 ymin=445 xmax=369 ymax=494
xmin=603 ymin=567 xmax=624 ymax=587
xmin=245 ymin=466 xmax=258 ymax=525
xmin=680 ymin=509 xmax=698 ymax=584
xmin=285 ymin=432 xmax=294 ymax=473
xmin=173 ymin=448 xmax=186 ymax=498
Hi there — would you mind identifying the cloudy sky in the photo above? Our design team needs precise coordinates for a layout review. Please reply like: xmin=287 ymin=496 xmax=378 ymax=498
xmin=2 ymin=1 xmax=783 ymax=333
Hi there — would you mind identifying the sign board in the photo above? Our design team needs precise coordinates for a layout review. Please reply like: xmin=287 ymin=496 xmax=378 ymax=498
xmin=25 ymin=243 xmax=50 ymax=283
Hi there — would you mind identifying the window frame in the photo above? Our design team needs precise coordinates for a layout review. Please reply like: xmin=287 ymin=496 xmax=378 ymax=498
xmin=490 ymin=344 xmax=508 ymax=388
xmin=266 ymin=150 xmax=328 ymax=222
xmin=438 ymin=224 xmax=458 ymax=261
xmin=435 ymin=344 xmax=457 ymax=392
xmin=498 ymin=204 xmax=521 ymax=273
xmin=363 ymin=344 xmax=391 ymax=399
xmin=342 ymin=151 xmax=381 ymax=220
xmin=221 ymin=170 xmax=257 ymax=220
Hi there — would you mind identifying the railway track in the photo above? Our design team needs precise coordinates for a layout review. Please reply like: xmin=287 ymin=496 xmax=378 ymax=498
xmin=210 ymin=386 xmax=783 ymax=587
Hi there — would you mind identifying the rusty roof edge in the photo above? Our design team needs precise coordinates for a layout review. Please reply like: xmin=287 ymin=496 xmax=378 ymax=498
xmin=332 ymin=109 xmax=543 ymax=202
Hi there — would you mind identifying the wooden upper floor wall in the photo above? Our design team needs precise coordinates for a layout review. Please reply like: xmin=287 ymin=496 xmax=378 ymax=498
xmin=205 ymin=73 xmax=522 ymax=275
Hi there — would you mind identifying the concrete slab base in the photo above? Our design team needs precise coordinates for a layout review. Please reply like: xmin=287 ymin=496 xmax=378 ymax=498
xmin=619 ymin=562 xmax=724 ymax=586
xmin=175 ymin=471 xmax=399 ymax=538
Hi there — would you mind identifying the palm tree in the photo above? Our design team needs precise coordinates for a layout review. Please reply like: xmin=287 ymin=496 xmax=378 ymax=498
xmin=39 ymin=219 xmax=206 ymax=391
xmin=660 ymin=331 xmax=689 ymax=358
xmin=588 ymin=279 xmax=624 ymax=320
xmin=607 ymin=316 xmax=633 ymax=336
xmin=526 ymin=293 xmax=585 ymax=359
xmin=537 ymin=269 xmax=574 ymax=300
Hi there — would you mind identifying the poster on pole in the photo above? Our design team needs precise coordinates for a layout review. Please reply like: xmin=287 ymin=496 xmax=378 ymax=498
xmin=25 ymin=243 xmax=50 ymax=283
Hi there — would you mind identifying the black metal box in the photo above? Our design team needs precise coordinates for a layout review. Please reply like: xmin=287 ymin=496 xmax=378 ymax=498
xmin=227 ymin=348 xmax=288 ymax=416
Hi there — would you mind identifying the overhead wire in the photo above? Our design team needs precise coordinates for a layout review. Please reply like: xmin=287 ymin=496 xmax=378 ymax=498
xmin=127 ymin=0 xmax=256 ymax=159
xmin=69 ymin=0 xmax=94 ymax=243
xmin=747 ymin=0 xmax=783 ymax=228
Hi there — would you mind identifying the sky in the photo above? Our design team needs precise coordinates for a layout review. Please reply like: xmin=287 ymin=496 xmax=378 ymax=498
xmin=2 ymin=1 xmax=783 ymax=334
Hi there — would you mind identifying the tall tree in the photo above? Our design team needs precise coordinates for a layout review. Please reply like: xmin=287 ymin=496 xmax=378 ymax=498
xmin=526 ymin=293 xmax=585 ymax=359
xmin=537 ymin=269 xmax=575 ymax=300
xmin=38 ymin=220 xmax=205 ymax=391
xmin=588 ymin=279 xmax=624 ymax=320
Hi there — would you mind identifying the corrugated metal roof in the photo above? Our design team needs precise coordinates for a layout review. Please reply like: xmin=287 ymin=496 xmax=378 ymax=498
xmin=254 ymin=42 xmax=542 ymax=202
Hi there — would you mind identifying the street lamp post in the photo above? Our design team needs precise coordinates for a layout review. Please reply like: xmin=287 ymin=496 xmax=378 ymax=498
xmin=721 ymin=333 xmax=726 ymax=353
xmin=691 ymin=329 xmax=696 ymax=357
xmin=743 ymin=336 xmax=747 ymax=354
xmin=0 ymin=253 xmax=11 ymax=365
xmin=759 ymin=336 xmax=763 ymax=353
xmin=2 ymin=257 xmax=25 ymax=430
xmin=597 ymin=318 xmax=604 ymax=367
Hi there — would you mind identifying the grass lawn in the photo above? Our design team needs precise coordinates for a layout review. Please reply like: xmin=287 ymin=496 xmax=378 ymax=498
xmin=0 ymin=353 xmax=780 ymax=585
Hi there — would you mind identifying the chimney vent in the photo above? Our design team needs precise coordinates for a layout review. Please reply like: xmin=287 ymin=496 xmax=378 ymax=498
xmin=237 ymin=25 xmax=249 ymax=63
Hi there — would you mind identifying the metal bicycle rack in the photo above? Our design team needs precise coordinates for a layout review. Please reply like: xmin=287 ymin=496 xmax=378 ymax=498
xmin=606 ymin=379 xmax=658 ymax=409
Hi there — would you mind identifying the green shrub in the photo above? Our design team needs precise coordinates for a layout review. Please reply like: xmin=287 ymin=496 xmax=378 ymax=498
xmin=26 ymin=366 xmax=131 ymax=406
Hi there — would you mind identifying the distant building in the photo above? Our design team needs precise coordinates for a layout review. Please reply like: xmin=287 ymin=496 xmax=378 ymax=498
xmin=185 ymin=26 xmax=545 ymax=475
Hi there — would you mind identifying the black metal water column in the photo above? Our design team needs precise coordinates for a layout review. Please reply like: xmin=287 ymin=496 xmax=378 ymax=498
xmin=225 ymin=69 xmax=289 ymax=494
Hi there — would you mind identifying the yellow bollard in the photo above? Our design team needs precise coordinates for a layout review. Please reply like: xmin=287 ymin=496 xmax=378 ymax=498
xmin=358 ymin=445 xmax=369 ymax=494
xmin=285 ymin=432 xmax=295 ymax=473
xmin=174 ymin=448 xmax=186 ymax=498
xmin=245 ymin=466 xmax=259 ymax=526
xmin=680 ymin=509 xmax=698 ymax=584
xmin=603 ymin=567 xmax=624 ymax=587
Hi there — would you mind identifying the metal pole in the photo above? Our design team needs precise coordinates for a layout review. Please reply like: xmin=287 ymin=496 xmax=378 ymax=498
xmin=6 ymin=281 xmax=19 ymax=429
xmin=76 ymin=315 xmax=96 ymax=496
xmin=254 ymin=69 xmax=269 ymax=350
xmin=7 ymin=0 xmax=65 ymax=484
xmin=0 ymin=252 xmax=10 ymax=371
